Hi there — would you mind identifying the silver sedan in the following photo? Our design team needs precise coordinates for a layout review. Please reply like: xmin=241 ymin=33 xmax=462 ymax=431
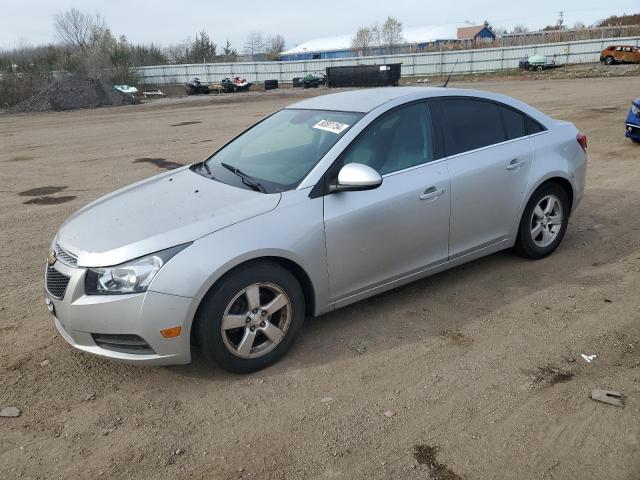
xmin=44 ymin=87 xmax=587 ymax=372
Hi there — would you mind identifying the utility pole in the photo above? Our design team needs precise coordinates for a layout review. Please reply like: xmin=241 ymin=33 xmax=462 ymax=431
xmin=557 ymin=10 xmax=565 ymax=29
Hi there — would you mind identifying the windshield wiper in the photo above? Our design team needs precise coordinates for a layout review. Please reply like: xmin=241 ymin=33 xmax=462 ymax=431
xmin=220 ymin=162 xmax=266 ymax=193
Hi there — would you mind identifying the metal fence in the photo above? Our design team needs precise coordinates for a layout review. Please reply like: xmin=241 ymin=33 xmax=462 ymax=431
xmin=135 ymin=36 xmax=640 ymax=86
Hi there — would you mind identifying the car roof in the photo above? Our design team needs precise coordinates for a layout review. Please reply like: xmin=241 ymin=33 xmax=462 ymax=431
xmin=287 ymin=86 xmax=502 ymax=113
xmin=286 ymin=87 xmax=447 ymax=113
xmin=285 ymin=86 xmax=554 ymax=129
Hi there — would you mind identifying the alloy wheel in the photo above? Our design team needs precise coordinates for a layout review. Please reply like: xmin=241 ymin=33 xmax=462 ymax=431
xmin=530 ymin=194 xmax=563 ymax=248
xmin=220 ymin=283 xmax=292 ymax=359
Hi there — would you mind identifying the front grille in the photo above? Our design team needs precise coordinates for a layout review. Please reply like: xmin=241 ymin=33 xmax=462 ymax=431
xmin=54 ymin=243 xmax=78 ymax=267
xmin=46 ymin=266 xmax=70 ymax=299
xmin=91 ymin=334 xmax=155 ymax=355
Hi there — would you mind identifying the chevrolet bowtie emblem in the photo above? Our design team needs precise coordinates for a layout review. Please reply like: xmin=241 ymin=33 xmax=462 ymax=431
xmin=47 ymin=249 xmax=56 ymax=266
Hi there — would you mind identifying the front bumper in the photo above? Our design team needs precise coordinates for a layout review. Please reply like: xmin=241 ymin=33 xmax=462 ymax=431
xmin=45 ymin=260 xmax=193 ymax=366
xmin=625 ymin=110 xmax=640 ymax=141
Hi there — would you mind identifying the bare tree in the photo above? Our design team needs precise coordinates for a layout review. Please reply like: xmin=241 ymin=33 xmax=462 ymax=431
xmin=511 ymin=24 xmax=529 ymax=34
xmin=53 ymin=8 xmax=107 ymax=51
xmin=266 ymin=34 xmax=285 ymax=60
xmin=164 ymin=38 xmax=190 ymax=64
xmin=79 ymin=29 xmax=117 ymax=78
xmin=493 ymin=26 xmax=508 ymax=37
xmin=351 ymin=27 xmax=373 ymax=56
xmin=370 ymin=22 xmax=383 ymax=50
xmin=243 ymin=31 xmax=265 ymax=59
xmin=381 ymin=16 xmax=403 ymax=52
xmin=597 ymin=13 xmax=640 ymax=27
xmin=573 ymin=21 xmax=586 ymax=30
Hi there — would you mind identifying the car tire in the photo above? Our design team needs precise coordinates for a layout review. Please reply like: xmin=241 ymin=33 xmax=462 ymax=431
xmin=514 ymin=183 xmax=570 ymax=260
xmin=604 ymin=56 xmax=614 ymax=65
xmin=196 ymin=261 xmax=305 ymax=373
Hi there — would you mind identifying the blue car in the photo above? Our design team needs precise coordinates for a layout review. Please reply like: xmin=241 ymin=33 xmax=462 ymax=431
xmin=626 ymin=97 xmax=640 ymax=143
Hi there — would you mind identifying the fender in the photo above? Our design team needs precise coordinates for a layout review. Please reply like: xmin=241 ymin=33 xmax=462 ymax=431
xmin=148 ymin=188 xmax=330 ymax=338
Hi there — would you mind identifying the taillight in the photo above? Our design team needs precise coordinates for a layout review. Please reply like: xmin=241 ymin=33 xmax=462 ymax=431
xmin=577 ymin=133 xmax=587 ymax=153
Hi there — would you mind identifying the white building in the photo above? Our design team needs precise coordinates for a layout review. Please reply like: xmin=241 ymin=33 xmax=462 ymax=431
xmin=281 ymin=24 xmax=495 ymax=60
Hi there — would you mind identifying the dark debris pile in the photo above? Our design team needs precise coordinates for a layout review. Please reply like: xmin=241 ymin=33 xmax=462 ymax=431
xmin=12 ymin=75 xmax=138 ymax=113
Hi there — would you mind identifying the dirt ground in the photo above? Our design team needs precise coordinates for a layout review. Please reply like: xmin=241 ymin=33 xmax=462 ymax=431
xmin=1 ymin=76 xmax=640 ymax=480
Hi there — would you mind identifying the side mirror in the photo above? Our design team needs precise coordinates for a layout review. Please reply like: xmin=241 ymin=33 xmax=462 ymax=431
xmin=331 ymin=163 xmax=382 ymax=193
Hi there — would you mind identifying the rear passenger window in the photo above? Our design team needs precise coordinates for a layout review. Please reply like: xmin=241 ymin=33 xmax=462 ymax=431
xmin=525 ymin=117 xmax=545 ymax=134
xmin=441 ymin=98 xmax=506 ymax=155
xmin=500 ymin=106 xmax=526 ymax=140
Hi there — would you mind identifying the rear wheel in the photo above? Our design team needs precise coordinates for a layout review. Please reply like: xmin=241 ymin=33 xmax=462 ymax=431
xmin=514 ymin=183 xmax=570 ymax=259
xmin=196 ymin=261 xmax=305 ymax=373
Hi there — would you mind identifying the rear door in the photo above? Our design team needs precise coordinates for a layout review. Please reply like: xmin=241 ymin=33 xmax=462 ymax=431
xmin=435 ymin=97 xmax=535 ymax=258
xmin=614 ymin=46 xmax=624 ymax=62
xmin=622 ymin=46 xmax=640 ymax=63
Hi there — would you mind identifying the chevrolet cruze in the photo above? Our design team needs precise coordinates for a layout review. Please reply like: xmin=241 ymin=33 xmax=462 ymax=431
xmin=45 ymin=87 xmax=587 ymax=372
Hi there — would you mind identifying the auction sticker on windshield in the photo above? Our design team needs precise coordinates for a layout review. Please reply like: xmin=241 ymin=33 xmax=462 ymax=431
xmin=313 ymin=120 xmax=350 ymax=134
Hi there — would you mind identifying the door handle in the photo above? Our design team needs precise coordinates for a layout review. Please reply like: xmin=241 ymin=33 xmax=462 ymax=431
xmin=506 ymin=158 xmax=524 ymax=171
xmin=419 ymin=187 xmax=445 ymax=201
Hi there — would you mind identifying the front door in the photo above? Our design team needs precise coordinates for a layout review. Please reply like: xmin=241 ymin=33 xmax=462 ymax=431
xmin=322 ymin=102 xmax=451 ymax=302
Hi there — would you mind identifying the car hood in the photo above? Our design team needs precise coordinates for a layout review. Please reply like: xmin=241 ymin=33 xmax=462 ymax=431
xmin=56 ymin=167 xmax=281 ymax=267
xmin=633 ymin=97 xmax=640 ymax=108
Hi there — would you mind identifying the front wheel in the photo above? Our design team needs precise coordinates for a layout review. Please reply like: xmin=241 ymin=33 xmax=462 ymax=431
xmin=604 ymin=56 xmax=614 ymax=66
xmin=514 ymin=183 xmax=570 ymax=259
xmin=196 ymin=261 xmax=305 ymax=373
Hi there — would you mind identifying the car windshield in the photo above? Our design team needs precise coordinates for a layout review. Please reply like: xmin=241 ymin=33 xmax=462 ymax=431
xmin=196 ymin=109 xmax=363 ymax=193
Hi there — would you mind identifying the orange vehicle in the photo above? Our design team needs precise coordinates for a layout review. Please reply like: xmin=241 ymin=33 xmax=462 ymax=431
xmin=600 ymin=45 xmax=640 ymax=65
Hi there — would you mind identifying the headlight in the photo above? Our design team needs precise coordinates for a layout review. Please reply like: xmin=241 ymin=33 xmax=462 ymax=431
xmin=85 ymin=243 xmax=190 ymax=295
xmin=632 ymin=104 xmax=640 ymax=116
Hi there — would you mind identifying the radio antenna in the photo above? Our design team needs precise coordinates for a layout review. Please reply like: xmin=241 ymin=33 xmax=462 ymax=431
xmin=442 ymin=60 xmax=459 ymax=87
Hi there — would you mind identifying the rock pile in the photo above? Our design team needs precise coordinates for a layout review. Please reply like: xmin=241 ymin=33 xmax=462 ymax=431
xmin=12 ymin=75 xmax=138 ymax=113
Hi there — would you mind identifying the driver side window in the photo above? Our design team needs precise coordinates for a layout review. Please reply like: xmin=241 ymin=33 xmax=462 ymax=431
xmin=341 ymin=103 xmax=435 ymax=176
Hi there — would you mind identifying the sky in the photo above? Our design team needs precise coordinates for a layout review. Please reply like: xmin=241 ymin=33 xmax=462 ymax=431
xmin=1 ymin=0 xmax=638 ymax=51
